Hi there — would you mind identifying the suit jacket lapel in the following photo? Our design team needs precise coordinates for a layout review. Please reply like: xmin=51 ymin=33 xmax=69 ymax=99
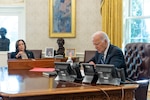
xmin=105 ymin=44 xmax=113 ymax=64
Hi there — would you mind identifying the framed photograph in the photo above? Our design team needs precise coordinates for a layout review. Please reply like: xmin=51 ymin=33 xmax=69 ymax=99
xmin=49 ymin=0 xmax=76 ymax=38
xmin=65 ymin=48 xmax=76 ymax=57
xmin=45 ymin=47 xmax=54 ymax=58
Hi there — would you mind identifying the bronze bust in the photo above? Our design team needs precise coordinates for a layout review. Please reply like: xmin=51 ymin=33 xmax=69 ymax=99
xmin=0 ymin=27 xmax=10 ymax=51
xmin=57 ymin=38 xmax=65 ymax=56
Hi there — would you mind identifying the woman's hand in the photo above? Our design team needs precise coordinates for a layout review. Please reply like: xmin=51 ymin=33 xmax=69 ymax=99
xmin=16 ymin=51 xmax=23 ymax=58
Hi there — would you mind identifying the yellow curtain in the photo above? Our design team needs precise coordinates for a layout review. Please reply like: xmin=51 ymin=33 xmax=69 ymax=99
xmin=101 ymin=0 xmax=122 ymax=48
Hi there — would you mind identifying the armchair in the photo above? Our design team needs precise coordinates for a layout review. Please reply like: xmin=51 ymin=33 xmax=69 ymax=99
xmin=124 ymin=43 xmax=150 ymax=100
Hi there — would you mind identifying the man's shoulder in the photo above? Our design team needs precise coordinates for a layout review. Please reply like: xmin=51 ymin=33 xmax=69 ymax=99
xmin=108 ymin=44 xmax=123 ymax=54
xmin=110 ymin=44 xmax=122 ymax=50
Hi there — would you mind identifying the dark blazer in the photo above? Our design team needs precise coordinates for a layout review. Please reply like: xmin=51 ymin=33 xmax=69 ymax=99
xmin=10 ymin=50 xmax=34 ymax=59
xmin=89 ymin=44 xmax=127 ymax=77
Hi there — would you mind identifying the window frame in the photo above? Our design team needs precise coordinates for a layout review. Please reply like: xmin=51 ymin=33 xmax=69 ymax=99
xmin=0 ymin=6 xmax=25 ymax=52
xmin=123 ymin=0 xmax=150 ymax=47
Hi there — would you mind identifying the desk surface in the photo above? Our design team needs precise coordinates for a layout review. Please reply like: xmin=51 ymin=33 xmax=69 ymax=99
xmin=0 ymin=67 xmax=138 ymax=100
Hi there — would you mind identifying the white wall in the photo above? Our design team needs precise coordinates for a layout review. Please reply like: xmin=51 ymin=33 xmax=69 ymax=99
xmin=25 ymin=0 xmax=102 ymax=54
xmin=0 ymin=52 xmax=8 ymax=67
xmin=0 ymin=0 xmax=102 ymax=61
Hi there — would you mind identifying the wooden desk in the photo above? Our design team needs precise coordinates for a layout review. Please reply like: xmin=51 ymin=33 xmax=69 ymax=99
xmin=0 ymin=68 xmax=139 ymax=100
xmin=8 ymin=57 xmax=79 ymax=70
xmin=7 ymin=59 xmax=61 ymax=69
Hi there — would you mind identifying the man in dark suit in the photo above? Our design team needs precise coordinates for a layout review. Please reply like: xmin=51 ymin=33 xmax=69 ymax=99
xmin=89 ymin=31 xmax=127 ymax=77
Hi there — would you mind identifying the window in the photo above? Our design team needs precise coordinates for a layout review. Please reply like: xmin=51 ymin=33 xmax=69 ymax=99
xmin=123 ymin=0 xmax=150 ymax=45
xmin=0 ymin=7 xmax=25 ymax=52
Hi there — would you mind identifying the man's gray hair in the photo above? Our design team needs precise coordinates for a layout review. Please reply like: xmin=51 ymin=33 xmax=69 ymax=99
xmin=92 ymin=31 xmax=110 ymax=43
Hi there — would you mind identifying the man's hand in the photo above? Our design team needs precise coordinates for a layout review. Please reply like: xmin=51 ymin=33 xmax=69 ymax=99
xmin=89 ymin=61 xmax=96 ymax=67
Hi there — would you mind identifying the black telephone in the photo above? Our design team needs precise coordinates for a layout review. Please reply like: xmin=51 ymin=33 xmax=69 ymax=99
xmin=116 ymin=68 xmax=126 ymax=82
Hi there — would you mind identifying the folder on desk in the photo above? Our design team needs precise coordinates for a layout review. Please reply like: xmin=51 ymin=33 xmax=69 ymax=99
xmin=30 ymin=67 xmax=57 ymax=76
xmin=30 ymin=67 xmax=55 ymax=72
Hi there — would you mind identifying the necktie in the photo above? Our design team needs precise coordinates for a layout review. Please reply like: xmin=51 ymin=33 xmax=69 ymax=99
xmin=101 ymin=54 xmax=105 ymax=64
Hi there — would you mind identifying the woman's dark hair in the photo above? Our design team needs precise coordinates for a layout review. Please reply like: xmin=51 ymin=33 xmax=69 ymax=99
xmin=15 ymin=39 xmax=26 ymax=52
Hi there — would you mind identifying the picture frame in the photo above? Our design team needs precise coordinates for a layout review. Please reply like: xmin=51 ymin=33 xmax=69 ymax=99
xmin=45 ymin=47 xmax=54 ymax=58
xmin=49 ymin=0 xmax=76 ymax=38
xmin=65 ymin=48 xmax=76 ymax=57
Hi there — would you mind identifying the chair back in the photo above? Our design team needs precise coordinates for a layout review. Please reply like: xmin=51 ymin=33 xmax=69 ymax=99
xmin=29 ymin=50 xmax=42 ymax=58
xmin=84 ymin=50 xmax=96 ymax=62
xmin=124 ymin=43 xmax=150 ymax=100
xmin=124 ymin=43 xmax=150 ymax=80
xmin=7 ymin=52 xmax=11 ymax=59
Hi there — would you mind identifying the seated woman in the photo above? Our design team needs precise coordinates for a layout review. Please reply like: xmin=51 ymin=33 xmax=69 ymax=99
xmin=11 ymin=39 xmax=34 ymax=59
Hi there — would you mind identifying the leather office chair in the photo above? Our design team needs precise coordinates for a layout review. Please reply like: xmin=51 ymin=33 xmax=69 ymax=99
xmin=7 ymin=52 xmax=11 ymax=59
xmin=83 ymin=50 xmax=96 ymax=63
xmin=29 ymin=50 xmax=42 ymax=58
xmin=124 ymin=43 xmax=150 ymax=100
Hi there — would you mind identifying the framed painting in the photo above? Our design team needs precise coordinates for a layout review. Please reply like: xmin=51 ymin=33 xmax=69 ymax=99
xmin=65 ymin=48 xmax=76 ymax=57
xmin=45 ymin=47 xmax=54 ymax=58
xmin=49 ymin=0 xmax=76 ymax=38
